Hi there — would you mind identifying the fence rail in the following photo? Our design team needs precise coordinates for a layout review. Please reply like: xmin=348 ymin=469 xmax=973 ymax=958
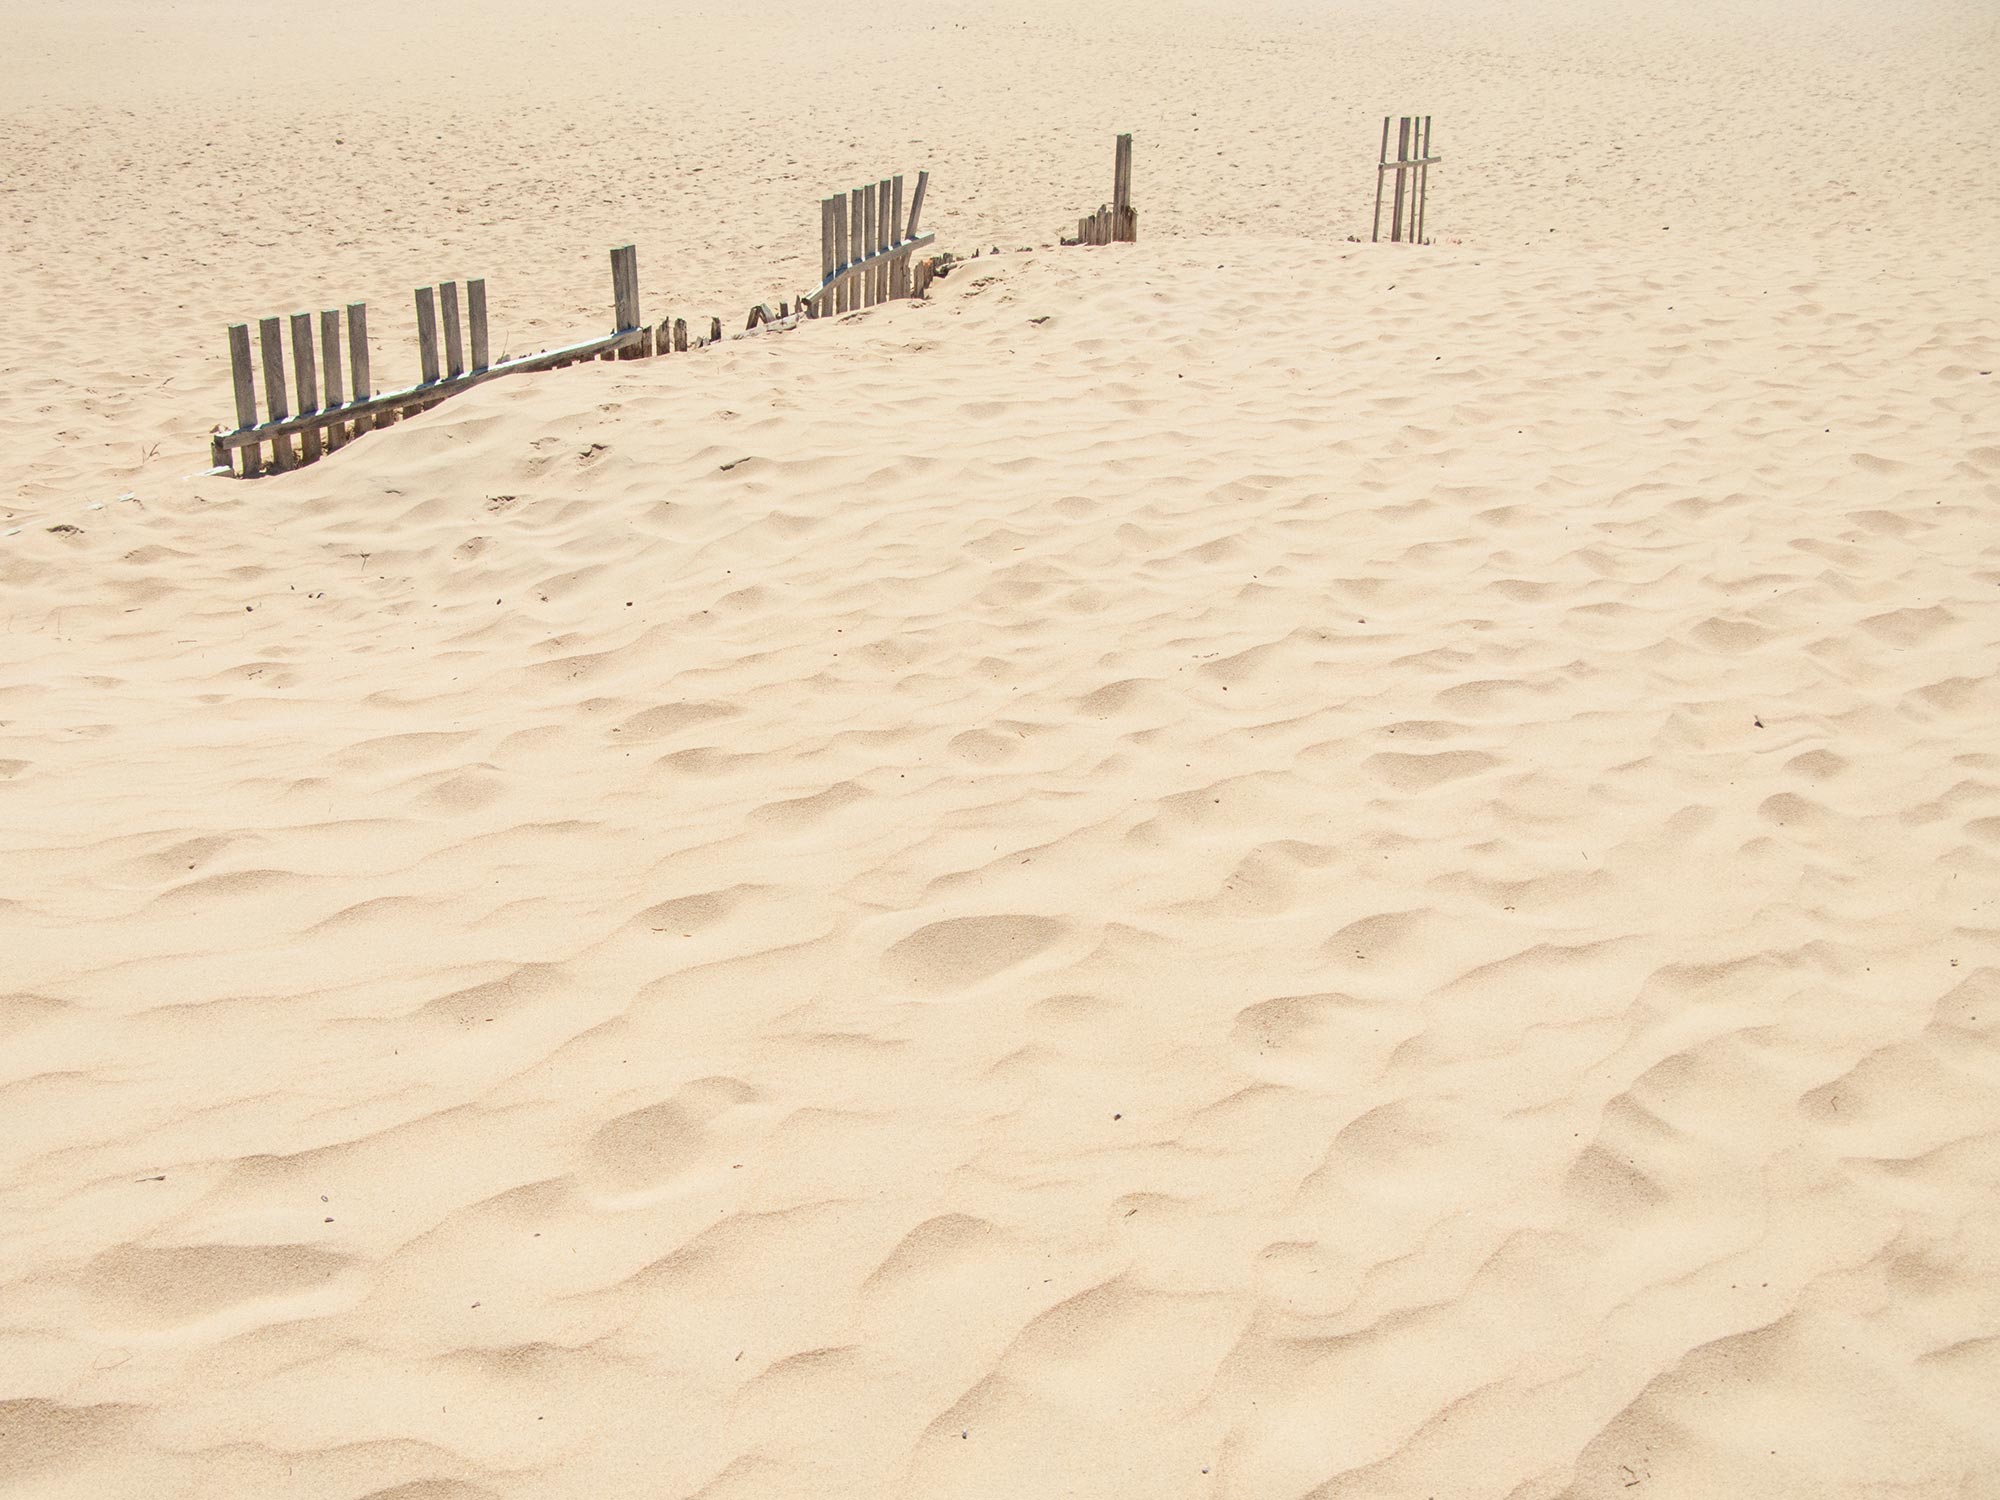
xmin=810 ymin=170 xmax=935 ymax=316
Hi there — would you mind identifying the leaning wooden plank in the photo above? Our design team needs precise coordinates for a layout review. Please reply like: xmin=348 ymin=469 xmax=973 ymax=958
xmin=441 ymin=281 xmax=466 ymax=379
xmin=1372 ymin=115 xmax=1391 ymax=243
xmin=907 ymin=169 xmax=928 ymax=239
xmin=804 ymin=232 xmax=938 ymax=308
xmin=889 ymin=175 xmax=907 ymax=297
xmin=289 ymin=312 xmax=323 ymax=462
xmin=320 ymin=309 xmax=347 ymax=451
xmin=1415 ymin=116 xmax=1432 ymax=245
xmin=347 ymin=302 xmax=380 ymax=431
xmin=258 ymin=316 xmax=294 ymax=469
xmin=226 ymin=323 xmax=262 ymax=477
xmin=215 ymin=327 xmax=651 ymax=450
xmin=820 ymin=196 xmax=837 ymax=313
xmin=1113 ymin=132 xmax=1132 ymax=240
xmin=415 ymin=286 xmax=441 ymax=384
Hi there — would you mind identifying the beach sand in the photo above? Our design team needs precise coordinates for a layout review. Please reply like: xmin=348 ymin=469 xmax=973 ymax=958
xmin=3 ymin=2 xmax=1999 ymax=1496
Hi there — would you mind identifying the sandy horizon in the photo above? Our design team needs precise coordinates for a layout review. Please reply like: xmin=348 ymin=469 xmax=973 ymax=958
xmin=4 ymin=1 xmax=1999 ymax=1497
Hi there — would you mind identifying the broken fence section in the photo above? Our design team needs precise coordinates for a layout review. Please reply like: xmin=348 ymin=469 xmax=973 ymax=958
xmin=809 ymin=169 xmax=937 ymax=316
xmin=1372 ymin=115 xmax=1438 ymax=244
xmin=1068 ymin=133 xmax=1137 ymax=246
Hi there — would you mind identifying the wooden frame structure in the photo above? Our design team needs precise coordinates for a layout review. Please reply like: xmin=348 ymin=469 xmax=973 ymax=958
xmin=810 ymin=170 xmax=936 ymax=316
xmin=213 ymin=246 xmax=648 ymax=476
xmin=1072 ymin=133 xmax=1138 ymax=246
xmin=1372 ymin=115 xmax=1438 ymax=244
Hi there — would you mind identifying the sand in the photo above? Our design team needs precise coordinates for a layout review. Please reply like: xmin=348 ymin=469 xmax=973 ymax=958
xmin=4 ymin=1 xmax=1999 ymax=1496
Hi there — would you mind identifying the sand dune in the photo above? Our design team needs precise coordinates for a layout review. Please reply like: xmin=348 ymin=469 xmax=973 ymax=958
xmin=4 ymin=1 xmax=2000 ymax=1497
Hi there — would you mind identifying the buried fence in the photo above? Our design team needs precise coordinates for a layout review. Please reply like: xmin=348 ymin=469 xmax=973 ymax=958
xmin=1068 ymin=133 xmax=1138 ymax=247
xmin=810 ymin=170 xmax=937 ymax=315
xmin=1372 ymin=115 xmax=1438 ymax=244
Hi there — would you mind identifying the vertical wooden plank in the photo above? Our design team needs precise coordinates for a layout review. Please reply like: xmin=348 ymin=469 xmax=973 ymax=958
xmin=1390 ymin=116 xmax=1410 ymax=243
xmin=861 ymin=187 xmax=878 ymax=308
xmin=347 ymin=303 xmax=377 ymax=431
xmin=226 ymin=323 xmax=263 ymax=477
xmin=289 ymin=311 xmax=322 ymax=462
xmin=906 ymin=169 xmax=928 ymax=239
xmin=1372 ymin=115 xmax=1391 ymax=243
xmin=890 ymin=175 xmax=907 ymax=297
xmin=415 ymin=286 xmax=440 ymax=384
xmin=1113 ymin=133 xmax=1132 ymax=241
xmin=850 ymin=187 xmax=868 ymax=308
xmin=320 ymin=309 xmax=346 ymax=451
xmin=875 ymin=178 xmax=892 ymax=303
xmin=440 ymin=280 xmax=466 ymax=379
xmin=673 ymin=318 xmax=688 ymax=352
xmin=467 ymin=278 xmax=489 ymax=372
xmin=820 ymin=196 xmax=837 ymax=314
xmin=259 ymin=316 xmax=293 ymax=470
xmin=1415 ymin=116 xmax=1432 ymax=245
xmin=831 ymin=194 xmax=850 ymax=313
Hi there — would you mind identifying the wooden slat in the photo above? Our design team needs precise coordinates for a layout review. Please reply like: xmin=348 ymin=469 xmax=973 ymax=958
xmin=907 ymin=169 xmax=928 ymax=239
xmin=467 ymin=278 xmax=489 ymax=372
xmin=441 ymin=281 xmax=466 ymax=379
xmin=889 ymin=175 xmax=906 ymax=298
xmin=858 ymin=187 xmax=876 ymax=308
xmin=259 ymin=316 xmax=293 ymax=470
xmin=1376 ymin=155 xmax=1443 ymax=173
xmin=290 ymin=312 xmax=322 ymax=462
xmin=820 ymin=196 xmax=837 ymax=314
xmin=1390 ymin=116 xmax=1410 ymax=243
xmin=611 ymin=244 xmax=640 ymax=331
xmin=1372 ymin=115 xmax=1391 ymax=243
xmin=831 ymin=194 xmax=850 ymax=313
xmin=415 ymin=286 xmax=440 ymax=384
xmin=215 ymin=326 xmax=651 ymax=451
xmin=875 ymin=178 xmax=892 ymax=303
xmin=1113 ymin=133 xmax=1132 ymax=242
xmin=347 ymin=303 xmax=376 ymax=431
xmin=320 ymin=309 xmax=346 ymax=450
xmin=673 ymin=318 xmax=688 ymax=352
xmin=226 ymin=323 xmax=262 ymax=477
xmin=805 ymin=233 xmax=938 ymax=304
xmin=851 ymin=187 xmax=869 ymax=308
xmin=1415 ymin=116 xmax=1432 ymax=245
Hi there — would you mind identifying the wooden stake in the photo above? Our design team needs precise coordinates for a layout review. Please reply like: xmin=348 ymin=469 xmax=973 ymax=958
xmin=860 ymin=187 xmax=877 ymax=308
xmin=673 ymin=318 xmax=688 ymax=352
xmin=709 ymin=316 xmax=722 ymax=343
xmin=415 ymin=286 xmax=440 ymax=385
xmin=875 ymin=178 xmax=893 ymax=303
xmin=1113 ymin=133 xmax=1133 ymax=242
xmin=347 ymin=303 xmax=376 ymax=431
xmin=468 ymin=279 xmax=489 ymax=372
xmin=1372 ymin=116 xmax=1391 ymax=243
xmin=832 ymin=194 xmax=850 ymax=313
xmin=890 ymin=175 xmax=907 ymax=297
xmin=820 ymin=196 xmax=837 ymax=315
xmin=320 ymin=309 xmax=346 ymax=450
xmin=438 ymin=281 xmax=464 ymax=379
xmin=907 ymin=169 xmax=929 ymax=239
xmin=850 ymin=187 xmax=868 ymax=308
xmin=1415 ymin=116 xmax=1432 ymax=245
xmin=1390 ymin=117 xmax=1409 ymax=243
xmin=289 ymin=312 xmax=323 ymax=463
xmin=259 ymin=316 xmax=293 ymax=469
xmin=227 ymin=322 xmax=262 ymax=477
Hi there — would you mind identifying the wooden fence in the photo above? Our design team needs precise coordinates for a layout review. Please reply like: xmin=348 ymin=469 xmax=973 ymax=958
xmin=214 ymin=247 xmax=650 ymax=477
xmin=809 ymin=170 xmax=936 ymax=315
xmin=1372 ymin=115 xmax=1438 ymax=244
xmin=1071 ymin=134 xmax=1137 ymax=246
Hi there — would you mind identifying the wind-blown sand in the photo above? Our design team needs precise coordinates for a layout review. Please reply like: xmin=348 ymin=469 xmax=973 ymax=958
xmin=4 ymin=2 xmax=1999 ymax=1497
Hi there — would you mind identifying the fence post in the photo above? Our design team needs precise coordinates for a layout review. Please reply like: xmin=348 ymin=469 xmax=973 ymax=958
xmin=347 ymin=303 xmax=380 ymax=430
xmin=467 ymin=279 xmax=489 ymax=372
xmin=890 ymin=174 xmax=907 ymax=297
xmin=319 ymin=309 xmax=346 ymax=450
xmin=290 ymin=312 xmax=322 ymax=462
xmin=1372 ymin=116 xmax=1390 ymax=243
xmin=820 ymin=196 xmax=837 ymax=315
xmin=415 ymin=287 xmax=440 ymax=386
xmin=227 ymin=323 xmax=262 ymax=477
xmin=441 ymin=281 xmax=466 ymax=379
xmin=1415 ymin=116 xmax=1432 ymax=244
xmin=850 ymin=187 xmax=867 ymax=308
xmin=1113 ymin=133 xmax=1133 ymax=241
xmin=259 ymin=316 xmax=293 ymax=470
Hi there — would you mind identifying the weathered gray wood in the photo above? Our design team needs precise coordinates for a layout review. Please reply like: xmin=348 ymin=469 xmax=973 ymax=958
xmin=415 ymin=286 xmax=440 ymax=384
xmin=889 ymin=176 xmax=907 ymax=298
xmin=907 ymin=169 xmax=928 ymax=239
xmin=466 ymin=278 xmax=489 ymax=372
xmin=347 ymin=303 xmax=376 ymax=432
xmin=806 ymin=232 xmax=937 ymax=305
xmin=832 ymin=194 xmax=850 ymax=313
xmin=215 ymin=326 xmax=650 ymax=451
xmin=673 ymin=318 xmax=688 ymax=352
xmin=875 ymin=178 xmax=893 ymax=303
xmin=1113 ymin=133 xmax=1133 ymax=241
xmin=1390 ymin=117 xmax=1410 ymax=242
xmin=913 ymin=257 xmax=935 ymax=298
xmin=821 ymin=196 xmax=837 ymax=314
xmin=319 ymin=309 xmax=346 ymax=450
xmin=440 ymin=281 xmax=466 ymax=379
xmin=289 ymin=312 xmax=323 ymax=462
xmin=852 ymin=189 xmax=868 ymax=310
xmin=227 ymin=322 xmax=262 ymax=477
xmin=709 ymin=316 xmax=722 ymax=343
xmin=611 ymin=244 xmax=640 ymax=332
xmin=1372 ymin=115 xmax=1391 ymax=243
xmin=259 ymin=316 xmax=293 ymax=469
xmin=1415 ymin=116 xmax=1432 ymax=245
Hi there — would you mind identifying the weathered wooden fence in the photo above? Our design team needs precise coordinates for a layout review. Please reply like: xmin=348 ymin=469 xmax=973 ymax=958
xmin=1372 ymin=115 xmax=1438 ymax=244
xmin=213 ymin=247 xmax=649 ymax=477
xmin=1071 ymin=134 xmax=1137 ymax=246
xmin=809 ymin=170 xmax=937 ymax=315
